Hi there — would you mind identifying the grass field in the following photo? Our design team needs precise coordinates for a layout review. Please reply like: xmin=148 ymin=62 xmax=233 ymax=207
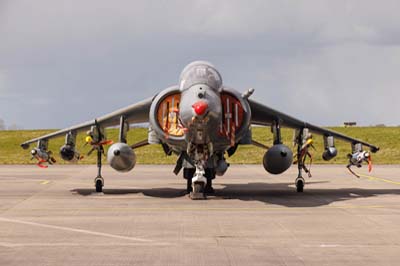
xmin=0 ymin=127 xmax=399 ymax=165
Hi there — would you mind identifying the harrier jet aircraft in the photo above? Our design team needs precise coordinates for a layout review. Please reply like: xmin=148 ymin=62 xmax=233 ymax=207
xmin=21 ymin=61 xmax=379 ymax=199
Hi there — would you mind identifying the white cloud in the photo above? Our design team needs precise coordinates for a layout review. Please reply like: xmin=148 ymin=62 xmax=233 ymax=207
xmin=0 ymin=0 xmax=399 ymax=128
xmin=0 ymin=72 xmax=7 ymax=97
xmin=2 ymin=1 xmax=400 ymax=45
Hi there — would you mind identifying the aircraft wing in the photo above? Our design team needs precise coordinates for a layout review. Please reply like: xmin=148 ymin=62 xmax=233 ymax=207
xmin=21 ymin=97 xmax=153 ymax=148
xmin=248 ymin=99 xmax=379 ymax=152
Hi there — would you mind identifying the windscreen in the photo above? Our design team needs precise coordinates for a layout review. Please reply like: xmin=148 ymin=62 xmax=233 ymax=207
xmin=179 ymin=61 xmax=222 ymax=91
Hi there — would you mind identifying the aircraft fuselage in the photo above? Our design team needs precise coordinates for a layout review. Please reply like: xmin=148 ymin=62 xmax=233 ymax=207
xmin=148 ymin=61 xmax=252 ymax=178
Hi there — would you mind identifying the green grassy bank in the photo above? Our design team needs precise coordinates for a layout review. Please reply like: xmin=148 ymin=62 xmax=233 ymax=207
xmin=0 ymin=127 xmax=398 ymax=165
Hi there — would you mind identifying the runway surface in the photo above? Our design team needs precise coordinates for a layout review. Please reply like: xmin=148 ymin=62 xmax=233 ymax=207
xmin=1 ymin=164 xmax=400 ymax=266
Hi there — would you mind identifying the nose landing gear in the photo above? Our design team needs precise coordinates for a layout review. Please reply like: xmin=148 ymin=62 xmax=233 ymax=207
xmin=190 ymin=166 xmax=207 ymax=200
xmin=191 ymin=182 xmax=206 ymax=200
xmin=183 ymin=167 xmax=215 ymax=200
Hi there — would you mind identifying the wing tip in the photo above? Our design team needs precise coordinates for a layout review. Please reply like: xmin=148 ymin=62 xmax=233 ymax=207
xmin=21 ymin=143 xmax=30 ymax=150
xmin=370 ymin=146 xmax=380 ymax=153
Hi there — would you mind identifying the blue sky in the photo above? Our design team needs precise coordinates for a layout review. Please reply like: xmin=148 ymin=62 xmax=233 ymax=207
xmin=1 ymin=0 xmax=399 ymax=129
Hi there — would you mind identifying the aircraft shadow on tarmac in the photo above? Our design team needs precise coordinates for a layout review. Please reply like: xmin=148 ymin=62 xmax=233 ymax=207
xmin=71 ymin=181 xmax=400 ymax=208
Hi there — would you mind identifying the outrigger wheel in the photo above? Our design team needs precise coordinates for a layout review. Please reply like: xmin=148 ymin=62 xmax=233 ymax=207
xmin=295 ymin=177 xmax=304 ymax=193
xmin=95 ymin=176 xmax=104 ymax=193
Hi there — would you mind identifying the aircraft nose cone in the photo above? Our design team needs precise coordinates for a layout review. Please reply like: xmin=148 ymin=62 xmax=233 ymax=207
xmin=192 ymin=101 xmax=208 ymax=116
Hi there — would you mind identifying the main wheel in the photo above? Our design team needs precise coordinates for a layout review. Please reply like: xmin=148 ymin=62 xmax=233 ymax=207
xmin=204 ymin=168 xmax=215 ymax=194
xmin=95 ymin=179 xmax=103 ymax=192
xmin=184 ymin=168 xmax=195 ymax=193
xmin=204 ymin=178 xmax=214 ymax=194
xmin=186 ymin=178 xmax=192 ymax=193
xmin=193 ymin=182 xmax=204 ymax=194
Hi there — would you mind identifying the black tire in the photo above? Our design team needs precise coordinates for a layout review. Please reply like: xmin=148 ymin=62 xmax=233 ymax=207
xmin=183 ymin=168 xmax=195 ymax=179
xmin=193 ymin=182 xmax=204 ymax=194
xmin=296 ymin=180 xmax=304 ymax=193
xmin=186 ymin=178 xmax=192 ymax=193
xmin=190 ymin=182 xmax=206 ymax=200
xmin=204 ymin=168 xmax=216 ymax=180
xmin=95 ymin=179 xmax=103 ymax=192
xmin=204 ymin=178 xmax=214 ymax=194
xmin=184 ymin=168 xmax=195 ymax=193
xmin=204 ymin=168 xmax=215 ymax=194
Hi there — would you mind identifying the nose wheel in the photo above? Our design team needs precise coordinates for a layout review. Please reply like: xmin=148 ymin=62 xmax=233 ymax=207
xmin=190 ymin=182 xmax=206 ymax=200
xmin=190 ymin=165 xmax=207 ymax=200
xmin=183 ymin=166 xmax=215 ymax=199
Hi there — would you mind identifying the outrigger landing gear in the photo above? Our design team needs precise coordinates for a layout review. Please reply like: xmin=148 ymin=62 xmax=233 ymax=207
xmin=294 ymin=128 xmax=310 ymax=193
xmin=295 ymin=176 xmax=305 ymax=193
xmin=94 ymin=149 xmax=104 ymax=193
xmin=95 ymin=176 xmax=104 ymax=192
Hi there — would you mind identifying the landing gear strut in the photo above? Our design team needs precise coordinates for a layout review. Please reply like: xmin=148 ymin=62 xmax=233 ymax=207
xmin=94 ymin=148 xmax=104 ymax=193
xmin=295 ymin=129 xmax=307 ymax=193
